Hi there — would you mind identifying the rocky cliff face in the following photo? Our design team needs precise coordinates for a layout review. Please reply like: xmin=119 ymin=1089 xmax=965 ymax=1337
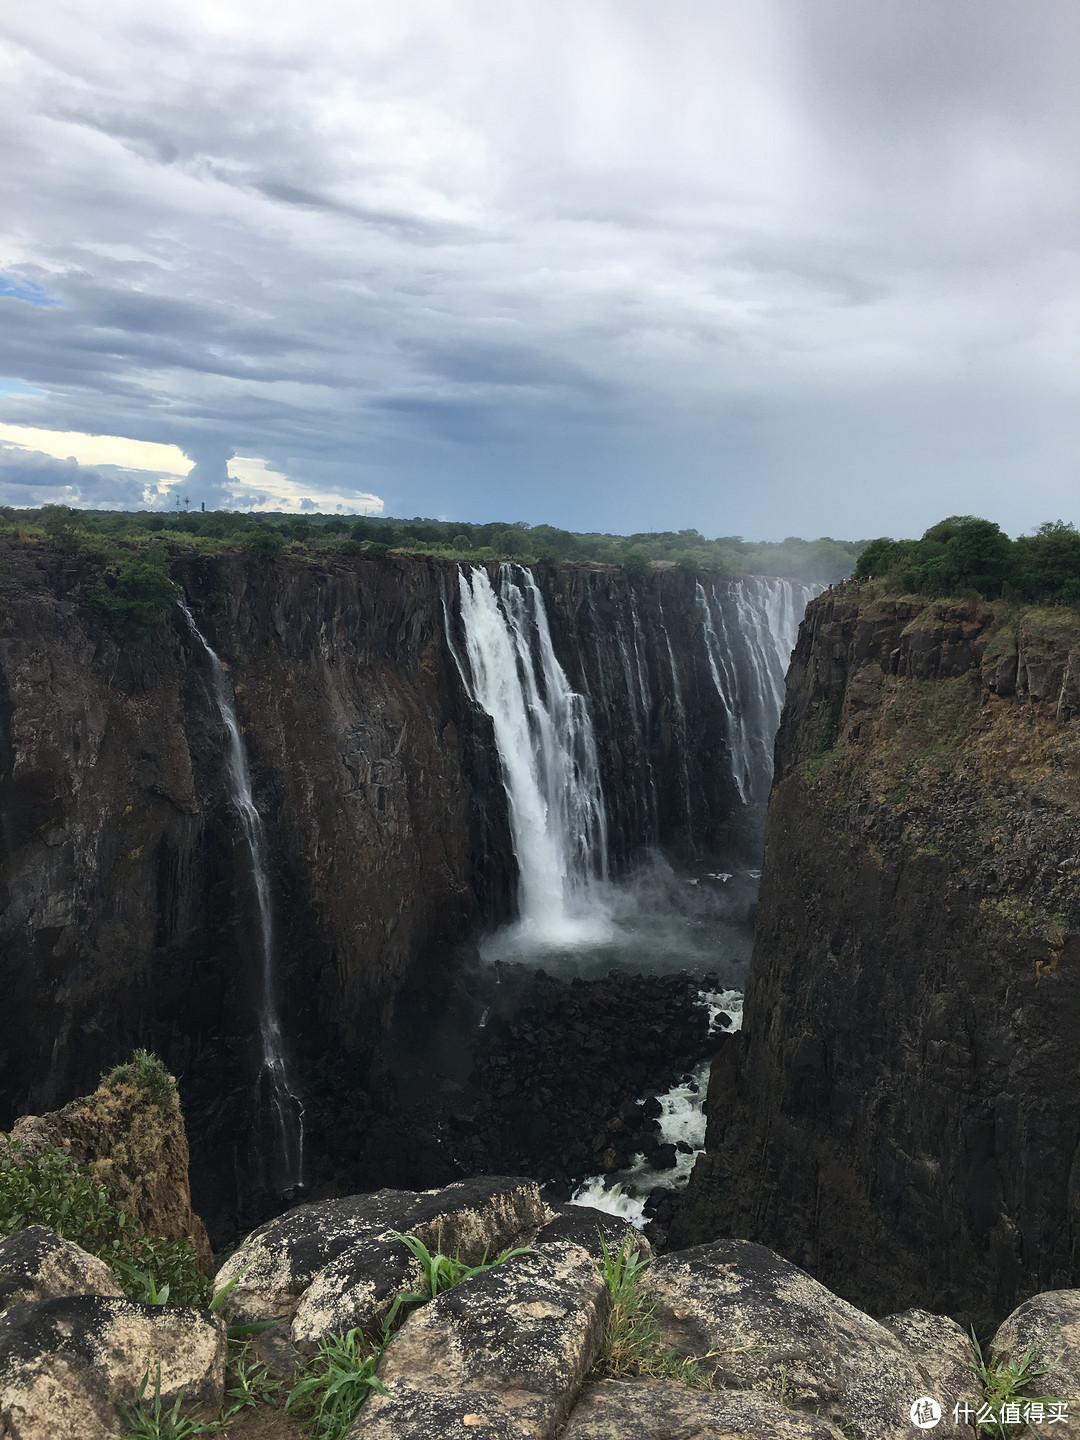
xmin=674 ymin=587 xmax=1080 ymax=1319
xmin=0 ymin=544 xmax=757 ymax=1234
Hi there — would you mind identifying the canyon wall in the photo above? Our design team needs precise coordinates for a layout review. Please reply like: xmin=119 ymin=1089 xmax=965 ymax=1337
xmin=0 ymin=544 xmax=777 ymax=1230
xmin=674 ymin=586 xmax=1080 ymax=1319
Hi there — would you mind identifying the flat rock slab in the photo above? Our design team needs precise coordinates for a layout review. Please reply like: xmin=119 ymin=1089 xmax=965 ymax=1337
xmin=562 ymin=1378 xmax=849 ymax=1439
xmin=0 ymin=1294 xmax=225 ymax=1440
xmin=349 ymin=1239 xmax=607 ymax=1440
xmin=992 ymin=1290 xmax=1080 ymax=1434
xmin=0 ymin=1227 xmax=123 ymax=1313
xmin=217 ymin=1176 xmax=548 ymax=1343
xmin=642 ymin=1239 xmax=975 ymax=1439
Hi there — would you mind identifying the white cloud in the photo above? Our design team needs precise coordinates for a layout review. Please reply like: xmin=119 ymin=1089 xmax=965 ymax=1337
xmin=0 ymin=422 xmax=192 ymax=476
xmin=226 ymin=455 xmax=383 ymax=514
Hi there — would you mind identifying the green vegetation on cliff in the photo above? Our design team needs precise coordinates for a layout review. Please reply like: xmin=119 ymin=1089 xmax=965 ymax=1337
xmin=0 ymin=503 xmax=862 ymax=582
xmin=856 ymin=515 xmax=1080 ymax=604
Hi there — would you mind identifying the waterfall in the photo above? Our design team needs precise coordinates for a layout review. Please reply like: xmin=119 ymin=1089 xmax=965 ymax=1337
xmin=455 ymin=565 xmax=610 ymax=948
xmin=178 ymin=600 xmax=305 ymax=1193
xmin=697 ymin=577 xmax=818 ymax=806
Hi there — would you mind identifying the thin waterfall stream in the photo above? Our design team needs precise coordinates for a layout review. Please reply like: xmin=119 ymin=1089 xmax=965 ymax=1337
xmin=179 ymin=599 xmax=305 ymax=1194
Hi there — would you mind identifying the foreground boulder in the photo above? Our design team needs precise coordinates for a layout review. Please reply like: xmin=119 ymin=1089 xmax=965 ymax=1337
xmin=562 ymin=1378 xmax=848 ymax=1439
xmin=991 ymin=1290 xmax=1080 ymax=1431
xmin=642 ymin=1239 xmax=975 ymax=1439
xmin=216 ymin=1175 xmax=548 ymax=1349
xmin=0 ymin=1294 xmax=225 ymax=1440
xmin=0 ymin=1227 xmax=123 ymax=1313
xmin=351 ymin=1239 xmax=607 ymax=1439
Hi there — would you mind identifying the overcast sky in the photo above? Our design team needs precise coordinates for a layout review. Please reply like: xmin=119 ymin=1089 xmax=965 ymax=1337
xmin=2 ymin=0 xmax=1079 ymax=539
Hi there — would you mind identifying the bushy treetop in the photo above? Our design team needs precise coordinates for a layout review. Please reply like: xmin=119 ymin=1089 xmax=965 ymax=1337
xmin=854 ymin=516 xmax=1080 ymax=604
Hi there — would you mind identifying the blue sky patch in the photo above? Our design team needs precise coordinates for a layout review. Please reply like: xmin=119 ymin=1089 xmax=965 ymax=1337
xmin=0 ymin=379 xmax=47 ymax=396
xmin=0 ymin=275 xmax=61 ymax=307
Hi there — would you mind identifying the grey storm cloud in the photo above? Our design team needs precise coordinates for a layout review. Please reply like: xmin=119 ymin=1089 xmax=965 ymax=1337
xmin=1 ymin=0 xmax=1079 ymax=533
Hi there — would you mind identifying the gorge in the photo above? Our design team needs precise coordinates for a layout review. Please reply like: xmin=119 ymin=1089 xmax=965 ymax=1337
xmin=0 ymin=540 xmax=812 ymax=1243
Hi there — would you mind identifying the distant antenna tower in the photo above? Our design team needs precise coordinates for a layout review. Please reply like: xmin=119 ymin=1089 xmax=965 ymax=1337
xmin=184 ymin=496 xmax=190 ymax=510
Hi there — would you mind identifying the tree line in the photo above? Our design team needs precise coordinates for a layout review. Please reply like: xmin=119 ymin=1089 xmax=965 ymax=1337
xmin=0 ymin=504 xmax=863 ymax=583
xmin=855 ymin=517 xmax=1080 ymax=605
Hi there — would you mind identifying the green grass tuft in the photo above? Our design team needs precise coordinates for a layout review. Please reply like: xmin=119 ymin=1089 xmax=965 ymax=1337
xmin=284 ymin=1328 xmax=387 ymax=1440
xmin=596 ymin=1234 xmax=711 ymax=1389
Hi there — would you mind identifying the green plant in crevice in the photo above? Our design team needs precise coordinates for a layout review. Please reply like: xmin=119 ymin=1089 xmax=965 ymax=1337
xmin=967 ymin=1329 xmax=1071 ymax=1438
xmin=387 ymin=1229 xmax=534 ymax=1317
xmin=284 ymin=1327 xmax=388 ymax=1440
xmin=596 ymin=1234 xmax=712 ymax=1389
xmin=117 ymin=1367 xmax=220 ymax=1439
xmin=221 ymin=1342 xmax=283 ymax=1421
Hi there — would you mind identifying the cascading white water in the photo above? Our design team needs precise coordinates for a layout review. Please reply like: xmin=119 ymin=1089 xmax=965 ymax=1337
xmin=697 ymin=577 xmax=819 ymax=806
xmin=178 ymin=600 xmax=305 ymax=1193
xmin=456 ymin=565 xmax=610 ymax=949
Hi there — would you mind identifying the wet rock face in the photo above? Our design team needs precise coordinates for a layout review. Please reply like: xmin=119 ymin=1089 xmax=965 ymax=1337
xmin=0 ymin=545 xmax=747 ymax=1235
xmin=0 ymin=545 xmax=510 ymax=1229
xmin=0 ymin=1294 xmax=225 ymax=1440
xmin=674 ymin=590 xmax=1080 ymax=1319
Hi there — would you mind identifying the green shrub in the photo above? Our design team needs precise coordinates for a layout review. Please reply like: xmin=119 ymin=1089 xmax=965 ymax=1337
xmin=90 ymin=544 xmax=177 ymax=640
xmin=107 ymin=1049 xmax=177 ymax=1109
xmin=621 ymin=547 xmax=651 ymax=577
xmin=856 ymin=515 xmax=1080 ymax=604
xmin=41 ymin=504 xmax=83 ymax=550
xmin=241 ymin=527 xmax=286 ymax=559
xmin=0 ymin=1139 xmax=210 ymax=1306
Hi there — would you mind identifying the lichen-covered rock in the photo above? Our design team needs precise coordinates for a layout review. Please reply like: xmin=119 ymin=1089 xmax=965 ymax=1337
xmin=349 ymin=1240 xmax=607 ymax=1439
xmin=0 ymin=1294 xmax=225 ymax=1440
xmin=217 ymin=1176 xmax=548 ymax=1340
xmin=642 ymin=1240 xmax=975 ymax=1439
xmin=881 ymin=1308 xmax=975 ymax=1412
xmin=8 ymin=1065 xmax=212 ymax=1274
xmin=0 ymin=1227 xmax=123 ymax=1313
xmin=992 ymin=1289 xmax=1080 ymax=1420
xmin=562 ymin=1378 xmax=849 ymax=1438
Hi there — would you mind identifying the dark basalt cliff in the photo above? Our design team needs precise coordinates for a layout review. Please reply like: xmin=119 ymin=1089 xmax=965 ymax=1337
xmin=0 ymin=544 xmax=748 ymax=1233
xmin=674 ymin=587 xmax=1080 ymax=1318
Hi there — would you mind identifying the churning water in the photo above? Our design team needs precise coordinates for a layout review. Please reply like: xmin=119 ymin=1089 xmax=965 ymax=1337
xmin=570 ymin=990 xmax=744 ymax=1227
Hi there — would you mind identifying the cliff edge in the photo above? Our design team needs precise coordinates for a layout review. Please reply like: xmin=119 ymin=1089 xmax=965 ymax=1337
xmin=674 ymin=586 xmax=1080 ymax=1319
